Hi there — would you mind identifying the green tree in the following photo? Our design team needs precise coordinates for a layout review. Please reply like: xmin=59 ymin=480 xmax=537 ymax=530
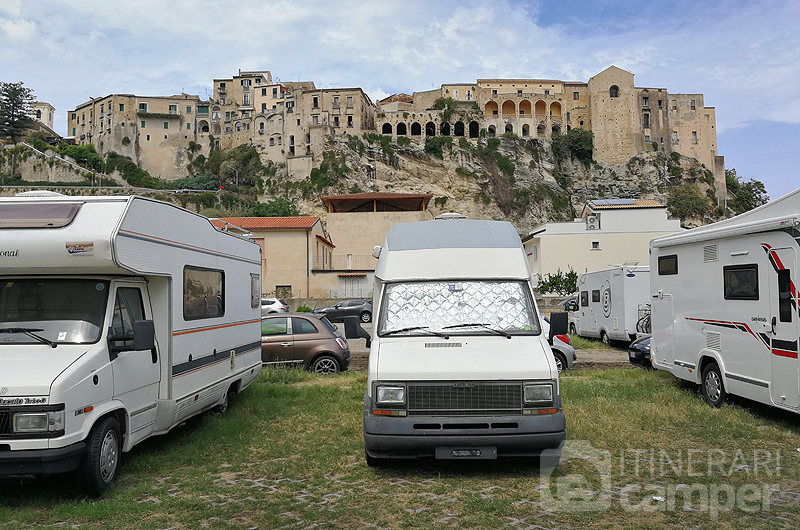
xmin=667 ymin=184 xmax=711 ymax=219
xmin=0 ymin=81 xmax=36 ymax=142
xmin=536 ymin=267 xmax=578 ymax=296
xmin=250 ymin=198 xmax=298 ymax=217
xmin=725 ymin=168 xmax=769 ymax=214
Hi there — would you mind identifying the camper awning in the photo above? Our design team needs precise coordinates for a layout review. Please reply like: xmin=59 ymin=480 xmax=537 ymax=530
xmin=652 ymin=215 xmax=800 ymax=248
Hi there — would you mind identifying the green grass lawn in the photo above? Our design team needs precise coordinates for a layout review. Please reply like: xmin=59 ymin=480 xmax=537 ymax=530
xmin=2 ymin=366 xmax=799 ymax=529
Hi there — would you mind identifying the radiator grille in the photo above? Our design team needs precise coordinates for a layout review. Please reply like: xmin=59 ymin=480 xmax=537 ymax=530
xmin=407 ymin=382 xmax=523 ymax=416
xmin=0 ymin=411 xmax=10 ymax=435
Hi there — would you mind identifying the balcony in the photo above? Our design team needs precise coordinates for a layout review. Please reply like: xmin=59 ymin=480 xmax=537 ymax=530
xmin=313 ymin=254 xmax=377 ymax=271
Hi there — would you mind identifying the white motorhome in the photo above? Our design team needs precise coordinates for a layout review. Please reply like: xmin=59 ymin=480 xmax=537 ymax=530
xmin=0 ymin=195 xmax=262 ymax=495
xmin=568 ymin=265 xmax=650 ymax=344
xmin=350 ymin=216 xmax=567 ymax=465
xmin=650 ymin=188 xmax=800 ymax=411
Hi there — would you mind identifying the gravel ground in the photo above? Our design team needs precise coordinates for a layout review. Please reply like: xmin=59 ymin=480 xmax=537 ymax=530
xmin=344 ymin=323 xmax=633 ymax=372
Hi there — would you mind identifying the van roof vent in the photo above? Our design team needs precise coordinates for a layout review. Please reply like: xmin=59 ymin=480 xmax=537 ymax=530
xmin=703 ymin=244 xmax=719 ymax=262
xmin=425 ymin=342 xmax=463 ymax=348
xmin=434 ymin=212 xmax=467 ymax=220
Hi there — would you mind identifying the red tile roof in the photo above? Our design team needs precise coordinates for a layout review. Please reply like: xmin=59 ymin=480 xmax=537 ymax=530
xmin=214 ymin=216 xmax=319 ymax=230
xmin=587 ymin=199 xmax=665 ymax=210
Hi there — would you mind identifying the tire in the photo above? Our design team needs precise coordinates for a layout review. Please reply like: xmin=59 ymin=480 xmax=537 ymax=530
xmin=600 ymin=331 xmax=611 ymax=347
xmin=77 ymin=416 xmax=121 ymax=497
xmin=311 ymin=354 xmax=340 ymax=375
xmin=701 ymin=362 xmax=727 ymax=408
xmin=215 ymin=387 xmax=231 ymax=415
xmin=569 ymin=323 xmax=576 ymax=335
xmin=360 ymin=311 xmax=372 ymax=323
xmin=552 ymin=351 xmax=567 ymax=374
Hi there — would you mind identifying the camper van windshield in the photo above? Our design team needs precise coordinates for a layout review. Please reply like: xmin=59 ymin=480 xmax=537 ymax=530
xmin=378 ymin=280 xmax=540 ymax=336
xmin=0 ymin=279 xmax=109 ymax=344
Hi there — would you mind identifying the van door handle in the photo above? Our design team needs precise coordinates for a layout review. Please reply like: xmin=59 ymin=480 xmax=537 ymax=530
xmin=771 ymin=317 xmax=777 ymax=335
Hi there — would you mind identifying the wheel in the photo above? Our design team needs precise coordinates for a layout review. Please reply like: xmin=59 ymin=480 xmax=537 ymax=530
xmin=569 ymin=323 xmax=576 ymax=335
xmin=360 ymin=311 xmax=372 ymax=323
xmin=701 ymin=362 xmax=727 ymax=408
xmin=552 ymin=351 xmax=567 ymax=374
xmin=215 ymin=387 xmax=231 ymax=415
xmin=600 ymin=331 xmax=611 ymax=347
xmin=77 ymin=416 xmax=121 ymax=497
xmin=311 ymin=355 xmax=340 ymax=374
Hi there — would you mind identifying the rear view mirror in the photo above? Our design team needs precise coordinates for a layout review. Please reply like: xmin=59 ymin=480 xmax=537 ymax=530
xmin=343 ymin=316 xmax=371 ymax=348
xmin=548 ymin=312 xmax=568 ymax=342
xmin=133 ymin=320 xmax=156 ymax=351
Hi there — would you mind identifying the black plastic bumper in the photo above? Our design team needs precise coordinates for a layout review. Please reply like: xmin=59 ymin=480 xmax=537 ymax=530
xmin=0 ymin=443 xmax=86 ymax=476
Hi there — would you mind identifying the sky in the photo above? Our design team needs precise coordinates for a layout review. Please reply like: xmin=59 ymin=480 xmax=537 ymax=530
xmin=1 ymin=0 xmax=798 ymax=199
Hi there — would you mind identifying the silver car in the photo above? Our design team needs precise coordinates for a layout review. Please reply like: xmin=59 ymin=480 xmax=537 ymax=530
xmin=261 ymin=297 xmax=289 ymax=315
xmin=541 ymin=315 xmax=578 ymax=373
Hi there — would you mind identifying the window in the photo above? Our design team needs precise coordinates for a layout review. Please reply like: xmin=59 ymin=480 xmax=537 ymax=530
xmin=573 ymin=91 xmax=579 ymax=100
xmin=183 ymin=266 xmax=224 ymax=320
xmin=262 ymin=88 xmax=267 ymax=96
xmin=691 ymin=100 xmax=696 ymax=110
xmin=243 ymin=93 xmax=250 ymax=105
xmin=671 ymin=100 xmax=677 ymax=110
xmin=269 ymin=138 xmax=275 ymax=146
xmin=692 ymin=131 xmax=697 ymax=144
xmin=186 ymin=106 xmax=192 ymax=114
xmin=163 ymin=122 xmax=169 ymax=129
xmin=658 ymin=255 xmax=678 ymax=275
xmin=334 ymin=116 xmax=339 ymax=127
xmin=333 ymin=96 xmax=339 ymax=108
xmin=566 ymin=112 xmax=570 ymax=121
xmin=219 ymin=82 xmax=226 ymax=88
xmin=580 ymin=291 xmax=589 ymax=307
xmin=312 ymin=96 xmax=319 ymax=108
xmin=262 ymin=103 xmax=267 ymax=112
xmin=72 ymin=127 xmax=75 ymax=135
xmin=273 ymin=87 xmax=278 ymax=98
xmin=672 ymin=131 xmax=678 ymax=144
xmin=71 ymin=113 xmax=76 ymax=120
xmin=724 ymin=265 xmax=758 ymax=300
xmin=141 ymin=120 xmax=146 ymax=128
xmin=544 ymin=89 xmax=550 ymax=95
xmin=277 ymin=136 xmax=282 ymax=145
xmin=251 ymin=274 xmax=261 ymax=308
xmin=645 ymin=135 xmax=650 ymax=143
xmin=517 ymin=89 xmax=522 ymax=95
xmin=146 ymin=134 xmax=150 ymax=141
xmin=779 ymin=270 xmax=792 ymax=322
xmin=347 ymin=115 xmax=353 ymax=127
xmin=492 ymin=89 xmax=497 ymax=95
xmin=186 ymin=123 xmax=191 ymax=130
xmin=312 ymin=115 xmax=319 ymax=125
xmin=276 ymin=285 xmax=292 ymax=299
xmin=261 ymin=317 xmax=288 ymax=336
xmin=169 ymin=104 xmax=177 ymax=114
xmin=642 ymin=97 xmax=649 ymax=107
xmin=111 ymin=287 xmax=145 ymax=350
xmin=138 ymin=103 xmax=148 ymax=111
xmin=292 ymin=317 xmax=318 ymax=334
xmin=658 ymin=99 xmax=663 ymax=109
xmin=643 ymin=113 xmax=650 ymax=128
xmin=241 ymin=79 xmax=251 ymax=87
xmin=592 ymin=290 xmax=600 ymax=303
xmin=609 ymin=85 xmax=619 ymax=98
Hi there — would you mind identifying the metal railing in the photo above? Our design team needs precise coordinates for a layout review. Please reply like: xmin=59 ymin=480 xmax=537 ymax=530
xmin=313 ymin=254 xmax=377 ymax=271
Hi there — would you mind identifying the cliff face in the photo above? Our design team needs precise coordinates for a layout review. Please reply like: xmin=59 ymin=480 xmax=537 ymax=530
xmin=275 ymin=134 xmax=723 ymax=233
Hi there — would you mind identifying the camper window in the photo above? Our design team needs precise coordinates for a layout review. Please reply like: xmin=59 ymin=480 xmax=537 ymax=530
xmin=592 ymin=290 xmax=600 ymax=303
xmin=778 ymin=269 xmax=792 ymax=322
xmin=111 ymin=288 xmax=145 ymax=349
xmin=183 ymin=266 xmax=225 ymax=320
xmin=580 ymin=291 xmax=588 ymax=307
xmin=723 ymin=264 xmax=759 ymax=300
xmin=658 ymin=255 xmax=678 ymax=275
xmin=0 ymin=202 xmax=82 ymax=228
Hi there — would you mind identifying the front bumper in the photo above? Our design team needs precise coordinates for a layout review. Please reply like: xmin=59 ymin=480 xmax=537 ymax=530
xmin=0 ymin=442 xmax=86 ymax=476
xmin=363 ymin=394 xmax=566 ymax=459
xmin=628 ymin=348 xmax=652 ymax=366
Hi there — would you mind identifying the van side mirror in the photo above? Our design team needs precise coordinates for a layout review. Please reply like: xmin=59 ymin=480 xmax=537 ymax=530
xmin=564 ymin=300 xmax=578 ymax=312
xmin=548 ymin=312 xmax=568 ymax=341
xmin=343 ymin=316 xmax=371 ymax=348
xmin=133 ymin=320 xmax=156 ymax=351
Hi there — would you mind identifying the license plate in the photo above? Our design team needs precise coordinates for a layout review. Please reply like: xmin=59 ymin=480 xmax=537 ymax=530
xmin=435 ymin=446 xmax=498 ymax=460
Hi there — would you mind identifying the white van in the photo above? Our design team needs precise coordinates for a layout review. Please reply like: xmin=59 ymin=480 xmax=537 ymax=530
xmin=650 ymin=188 xmax=800 ymax=412
xmin=568 ymin=265 xmax=650 ymax=344
xmin=0 ymin=195 xmax=262 ymax=495
xmin=348 ymin=216 xmax=567 ymax=465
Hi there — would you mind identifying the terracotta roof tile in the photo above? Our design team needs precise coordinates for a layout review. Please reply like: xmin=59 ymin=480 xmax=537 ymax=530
xmin=587 ymin=199 xmax=665 ymax=210
xmin=215 ymin=216 xmax=319 ymax=230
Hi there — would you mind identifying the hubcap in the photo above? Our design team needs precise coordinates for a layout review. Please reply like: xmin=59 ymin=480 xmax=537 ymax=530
xmin=555 ymin=357 xmax=563 ymax=373
xmin=315 ymin=358 xmax=338 ymax=374
xmin=705 ymin=372 xmax=721 ymax=401
xmin=361 ymin=313 xmax=370 ymax=323
xmin=99 ymin=430 xmax=119 ymax=482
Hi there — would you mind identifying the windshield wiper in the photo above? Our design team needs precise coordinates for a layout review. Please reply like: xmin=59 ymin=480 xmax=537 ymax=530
xmin=381 ymin=326 xmax=450 ymax=338
xmin=0 ymin=327 xmax=58 ymax=348
xmin=442 ymin=323 xmax=511 ymax=339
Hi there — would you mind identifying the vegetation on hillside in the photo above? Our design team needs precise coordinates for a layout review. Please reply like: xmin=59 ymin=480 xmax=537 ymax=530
xmin=726 ymin=168 xmax=769 ymax=214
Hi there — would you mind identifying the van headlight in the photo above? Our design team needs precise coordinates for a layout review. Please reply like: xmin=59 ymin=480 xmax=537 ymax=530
xmin=12 ymin=411 xmax=65 ymax=433
xmin=523 ymin=383 xmax=553 ymax=404
xmin=375 ymin=384 xmax=406 ymax=405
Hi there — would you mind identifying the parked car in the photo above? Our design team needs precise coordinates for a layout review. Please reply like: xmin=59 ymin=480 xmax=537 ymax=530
xmin=541 ymin=315 xmax=578 ymax=373
xmin=261 ymin=297 xmax=289 ymax=315
xmin=261 ymin=313 xmax=351 ymax=374
xmin=312 ymin=299 xmax=372 ymax=323
xmin=628 ymin=335 xmax=652 ymax=369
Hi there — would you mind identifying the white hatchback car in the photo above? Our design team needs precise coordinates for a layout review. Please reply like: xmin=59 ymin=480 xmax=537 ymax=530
xmin=261 ymin=297 xmax=289 ymax=315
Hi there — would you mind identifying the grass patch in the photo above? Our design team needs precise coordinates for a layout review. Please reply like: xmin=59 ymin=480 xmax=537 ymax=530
xmin=569 ymin=333 xmax=618 ymax=350
xmin=2 ymin=368 xmax=799 ymax=528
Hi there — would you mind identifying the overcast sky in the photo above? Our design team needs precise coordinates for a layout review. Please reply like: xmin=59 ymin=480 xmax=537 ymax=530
xmin=2 ymin=0 xmax=798 ymax=199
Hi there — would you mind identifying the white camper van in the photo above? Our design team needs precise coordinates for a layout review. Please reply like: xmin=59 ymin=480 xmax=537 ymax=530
xmin=568 ymin=265 xmax=650 ymax=345
xmin=650 ymin=188 xmax=800 ymax=412
xmin=0 ymin=195 xmax=262 ymax=495
xmin=352 ymin=217 xmax=567 ymax=465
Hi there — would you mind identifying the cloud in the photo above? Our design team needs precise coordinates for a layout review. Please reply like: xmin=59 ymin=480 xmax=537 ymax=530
xmin=0 ymin=16 xmax=35 ymax=40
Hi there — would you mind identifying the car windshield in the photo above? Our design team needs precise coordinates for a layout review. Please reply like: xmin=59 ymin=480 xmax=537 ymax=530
xmin=378 ymin=280 xmax=540 ymax=336
xmin=0 ymin=279 xmax=109 ymax=344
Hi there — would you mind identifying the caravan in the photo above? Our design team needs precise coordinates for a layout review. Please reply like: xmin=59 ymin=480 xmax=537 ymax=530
xmin=568 ymin=265 xmax=650 ymax=345
xmin=0 ymin=195 xmax=262 ymax=495
xmin=650 ymin=188 xmax=800 ymax=411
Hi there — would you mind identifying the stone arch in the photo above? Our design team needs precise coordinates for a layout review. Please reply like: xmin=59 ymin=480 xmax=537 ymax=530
xmin=198 ymin=120 xmax=210 ymax=133
xmin=440 ymin=122 xmax=451 ymax=136
xmin=454 ymin=121 xmax=465 ymax=137
xmin=487 ymin=125 xmax=496 ymax=138
xmin=502 ymin=100 xmax=515 ymax=117
xmin=382 ymin=123 xmax=392 ymax=134
xmin=469 ymin=121 xmax=479 ymax=138
xmin=552 ymin=124 xmax=562 ymax=135
xmin=537 ymin=123 xmax=546 ymax=137
xmin=535 ymin=100 xmax=547 ymax=116
xmin=425 ymin=121 xmax=436 ymax=137
xmin=610 ymin=85 xmax=619 ymax=98
xmin=550 ymin=102 xmax=562 ymax=117
xmin=397 ymin=122 xmax=407 ymax=135
xmin=411 ymin=122 xmax=422 ymax=136
xmin=519 ymin=99 xmax=532 ymax=116
xmin=522 ymin=124 xmax=530 ymax=137
xmin=212 ymin=123 xmax=221 ymax=135
xmin=484 ymin=101 xmax=499 ymax=117
xmin=505 ymin=124 xmax=513 ymax=134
